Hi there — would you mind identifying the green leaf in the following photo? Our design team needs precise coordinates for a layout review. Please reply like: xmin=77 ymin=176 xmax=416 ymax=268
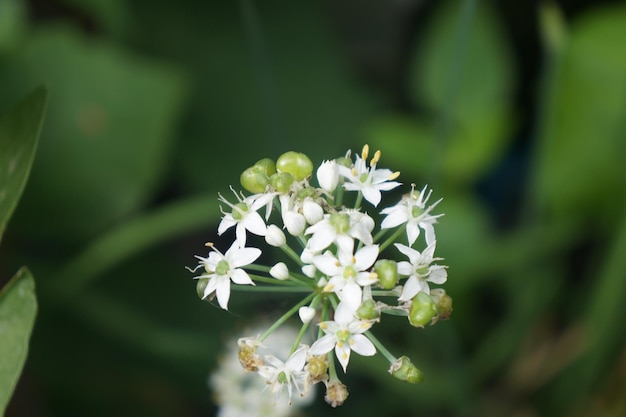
xmin=0 ymin=27 xmax=187 ymax=242
xmin=0 ymin=268 xmax=38 ymax=416
xmin=0 ymin=86 xmax=48 ymax=241
xmin=535 ymin=4 xmax=626 ymax=223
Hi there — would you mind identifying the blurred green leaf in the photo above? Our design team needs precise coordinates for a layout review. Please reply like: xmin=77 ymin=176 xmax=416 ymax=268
xmin=535 ymin=4 xmax=626 ymax=222
xmin=401 ymin=1 xmax=515 ymax=183
xmin=0 ymin=27 xmax=187 ymax=242
xmin=0 ymin=267 xmax=37 ymax=416
xmin=0 ymin=0 xmax=27 ymax=54
xmin=59 ymin=0 xmax=130 ymax=36
xmin=0 ymin=86 xmax=47 ymax=241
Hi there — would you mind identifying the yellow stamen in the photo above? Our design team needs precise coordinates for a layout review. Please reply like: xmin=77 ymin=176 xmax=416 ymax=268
xmin=361 ymin=144 xmax=369 ymax=160
xmin=323 ymin=284 xmax=335 ymax=292
xmin=388 ymin=171 xmax=401 ymax=181
xmin=205 ymin=242 xmax=214 ymax=247
xmin=371 ymin=150 xmax=381 ymax=166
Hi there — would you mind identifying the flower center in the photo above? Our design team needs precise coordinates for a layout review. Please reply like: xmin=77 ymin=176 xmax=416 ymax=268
xmin=411 ymin=205 xmax=423 ymax=219
xmin=330 ymin=213 xmax=350 ymax=234
xmin=216 ymin=260 xmax=230 ymax=276
xmin=278 ymin=371 xmax=288 ymax=384
xmin=336 ymin=329 xmax=351 ymax=343
xmin=232 ymin=202 xmax=249 ymax=221
xmin=343 ymin=265 xmax=357 ymax=279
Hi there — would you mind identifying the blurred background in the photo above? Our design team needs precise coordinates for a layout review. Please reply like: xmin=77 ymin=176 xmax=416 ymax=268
xmin=1 ymin=0 xmax=625 ymax=416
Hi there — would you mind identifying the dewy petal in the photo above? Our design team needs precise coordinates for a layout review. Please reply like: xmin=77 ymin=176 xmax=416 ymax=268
xmin=215 ymin=277 xmax=231 ymax=309
xmin=335 ymin=342 xmax=352 ymax=372
xmin=309 ymin=334 xmax=336 ymax=355
xmin=230 ymin=268 xmax=254 ymax=285
xmin=349 ymin=334 xmax=376 ymax=356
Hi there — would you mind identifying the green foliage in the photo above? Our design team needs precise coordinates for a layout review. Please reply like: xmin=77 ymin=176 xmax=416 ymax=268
xmin=0 ymin=268 xmax=37 ymax=416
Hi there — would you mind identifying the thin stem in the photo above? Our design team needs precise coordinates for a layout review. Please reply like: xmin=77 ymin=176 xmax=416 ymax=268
xmin=280 ymin=244 xmax=304 ymax=266
xmin=248 ymin=273 xmax=301 ymax=286
xmin=378 ymin=226 xmax=406 ymax=252
xmin=353 ymin=192 xmax=363 ymax=210
xmin=259 ymin=292 xmax=316 ymax=342
xmin=290 ymin=294 xmax=322 ymax=354
xmin=231 ymin=285 xmax=312 ymax=293
xmin=365 ymin=330 xmax=397 ymax=363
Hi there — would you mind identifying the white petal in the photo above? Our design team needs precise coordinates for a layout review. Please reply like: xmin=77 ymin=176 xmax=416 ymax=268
xmin=334 ymin=301 xmax=355 ymax=325
xmin=308 ymin=229 xmax=335 ymax=253
xmin=341 ymin=280 xmax=363 ymax=312
xmin=309 ymin=334 xmax=336 ymax=355
xmin=349 ymin=334 xmax=376 ymax=356
xmin=428 ymin=266 xmax=448 ymax=284
xmin=217 ymin=217 xmax=236 ymax=235
xmin=202 ymin=277 xmax=218 ymax=300
xmin=228 ymin=246 xmax=261 ymax=268
xmin=397 ymin=261 xmax=414 ymax=276
xmin=286 ymin=346 xmax=308 ymax=371
xmin=394 ymin=243 xmax=420 ymax=263
xmin=398 ymin=276 xmax=424 ymax=301
xmin=312 ymin=254 xmax=341 ymax=276
xmin=284 ymin=211 xmax=306 ymax=236
xmin=230 ymin=268 xmax=254 ymax=285
xmin=380 ymin=208 xmax=407 ymax=229
xmin=361 ymin=187 xmax=382 ymax=207
xmin=335 ymin=234 xmax=355 ymax=255
xmin=422 ymin=222 xmax=436 ymax=246
xmin=406 ymin=222 xmax=421 ymax=246
xmin=354 ymin=245 xmax=379 ymax=270
xmin=335 ymin=343 xmax=352 ymax=372
xmin=215 ymin=277 xmax=231 ymax=309
xmin=270 ymin=262 xmax=289 ymax=280
xmin=242 ymin=211 xmax=267 ymax=236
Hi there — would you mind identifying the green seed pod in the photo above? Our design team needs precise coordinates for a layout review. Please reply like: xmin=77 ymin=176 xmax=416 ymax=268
xmin=270 ymin=172 xmax=294 ymax=193
xmin=356 ymin=299 xmax=380 ymax=320
xmin=408 ymin=292 xmax=438 ymax=328
xmin=240 ymin=166 xmax=269 ymax=194
xmin=253 ymin=157 xmax=276 ymax=176
xmin=389 ymin=356 xmax=424 ymax=384
xmin=276 ymin=151 xmax=313 ymax=181
xmin=375 ymin=259 xmax=398 ymax=289
xmin=430 ymin=288 xmax=453 ymax=322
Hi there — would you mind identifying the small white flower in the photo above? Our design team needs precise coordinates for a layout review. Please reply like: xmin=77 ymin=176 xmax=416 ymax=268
xmin=317 ymin=160 xmax=339 ymax=193
xmin=305 ymin=211 xmax=374 ymax=254
xmin=270 ymin=262 xmax=290 ymax=280
xmin=299 ymin=306 xmax=316 ymax=323
xmin=338 ymin=146 xmax=401 ymax=207
xmin=381 ymin=185 xmax=443 ymax=246
xmin=395 ymin=242 xmax=447 ymax=302
xmin=302 ymin=198 xmax=324 ymax=225
xmin=265 ymin=224 xmax=286 ymax=247
xmin=258 ymin=346 xmax=311 ymax=404
xmin=309 ymin=302 xmax=376 ymax=372
xmin=191 ymin=243 xmax=261 ymax=310
xmin=218 ymin=189 xmax=272 ymax=247
xmin=313 ymin=245 xmax=379 ymax=311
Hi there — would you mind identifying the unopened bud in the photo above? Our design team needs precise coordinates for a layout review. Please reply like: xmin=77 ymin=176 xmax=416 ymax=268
xmin=306 ymin=355 xmax=328 ymax=383
xmin=375 ymin=259 xmax=398 ymax=289
xmin=303 ymin=198 xmax=324 ymax=224
xmin=265 ymin=224 xmax=286 ymax=247
xmin=283 ymin=211 xmax=306 ymax=236
xmin=317 ymin=160 xmax=339 ymax=192
xmin=269 ymin=262 xmax=289 ymax=280
xmin=270 ymin=172 xmax=294 ymax=193
xmin=408 ymin=292 xmax=438 ymax=327
xmin=389 ymin=356 xmax=424 ymax=384
xmin=298 ymin=306 xmax=316 ymax=323
xmin=325 ymin=379 xmax=349 ymax=407
xmin=356 ymin=299 xmax=380 ymax=320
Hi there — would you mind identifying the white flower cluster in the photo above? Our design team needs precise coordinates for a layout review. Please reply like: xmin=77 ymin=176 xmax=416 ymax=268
xmin=189 ymin=145 xmax=452 ymax=407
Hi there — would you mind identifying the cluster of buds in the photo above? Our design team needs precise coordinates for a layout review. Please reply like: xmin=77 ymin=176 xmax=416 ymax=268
xmin=189 ymin=145 xmax=452 ymax=407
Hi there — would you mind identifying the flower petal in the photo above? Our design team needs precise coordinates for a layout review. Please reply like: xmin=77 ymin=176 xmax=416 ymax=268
xmin=309 ymin=334 xmax=336 ymax=355
xmin=215 ymin=277 xmax=231 ymax=309
xmin=230 ymin=268 xmax=254 ymax=285
xmin=335 ymin=343 xmax=352 ymax=372
xmin=349 ymin=334 xmax=376 ymax=356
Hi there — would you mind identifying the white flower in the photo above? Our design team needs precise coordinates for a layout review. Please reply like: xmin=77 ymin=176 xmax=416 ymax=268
xmin=380 ymin=185 xmax=443 ymax=246
xmin=313 ymin=245 xmax=379 ymax=311
xmin=317 ymin=160 xmax=339 ymax=193
xmin=258 ymin=346 xmax=311 ymax=404
xmin=265 ymin=224 xmax=286 ymax=247
xmin=218 ymin=189 xmax=272 ymax=247
xmin=395 ymin=242 xmax=447 ymax=302
xmin=309 ymin=302 xmax=376 ymax=372
xmin=192 ymin=243 xmax=261 ymax=310
xmin=305 ymin=211 xmax=374 ymax=254
xmin=338 ymin=146 xmax=401 ymax=207
xmin=270 ymin=262 xmax=289 ymax=280
xmin=279 ymin=195 xmax=306 ymax=236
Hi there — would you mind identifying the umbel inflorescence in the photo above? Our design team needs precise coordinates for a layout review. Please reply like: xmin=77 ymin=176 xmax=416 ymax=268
xmin=188 ymin=145 xmax=452 ymax=407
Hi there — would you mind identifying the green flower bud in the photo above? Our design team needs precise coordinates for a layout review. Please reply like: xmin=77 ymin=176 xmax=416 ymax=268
xmin=276 ymin=151 xmax=313 ymax=181
xmin=196 ymin=279 xmax=209 ymax=299
xmin=389 ymin=356 xmax=424 ymax=384
xmin=356 ymin=299 xmax=380 ymax=320
xmin=269 ymin=172 xmax=294 ymax=193
xmin=408 ymin=292 xmax=438 ymax=328
xmin=253 ymin=157 xmax=276 ymax=176
xmin=240 ymin=166 xmax=269 ymax=194
xmin=375 ymin=259 xmax=398 ymax=289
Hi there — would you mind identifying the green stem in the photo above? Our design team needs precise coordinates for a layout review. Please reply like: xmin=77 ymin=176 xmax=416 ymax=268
xmin=230 ymin=285 xmax=312 ymax=293
xmin=378 ymin=226 xmax=406 ymax=252
xmin=248 ymin=273 xmax=300 ymax=285
xmin=365 ymin=330 xmax=397 ymax=363
xmin=280 ymin=244 xmax=304 ymax=266
xmin=290 ymin=294 xmax=322 ymax=354
xmin=259 ymin=292 xmax=316 ymax=342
